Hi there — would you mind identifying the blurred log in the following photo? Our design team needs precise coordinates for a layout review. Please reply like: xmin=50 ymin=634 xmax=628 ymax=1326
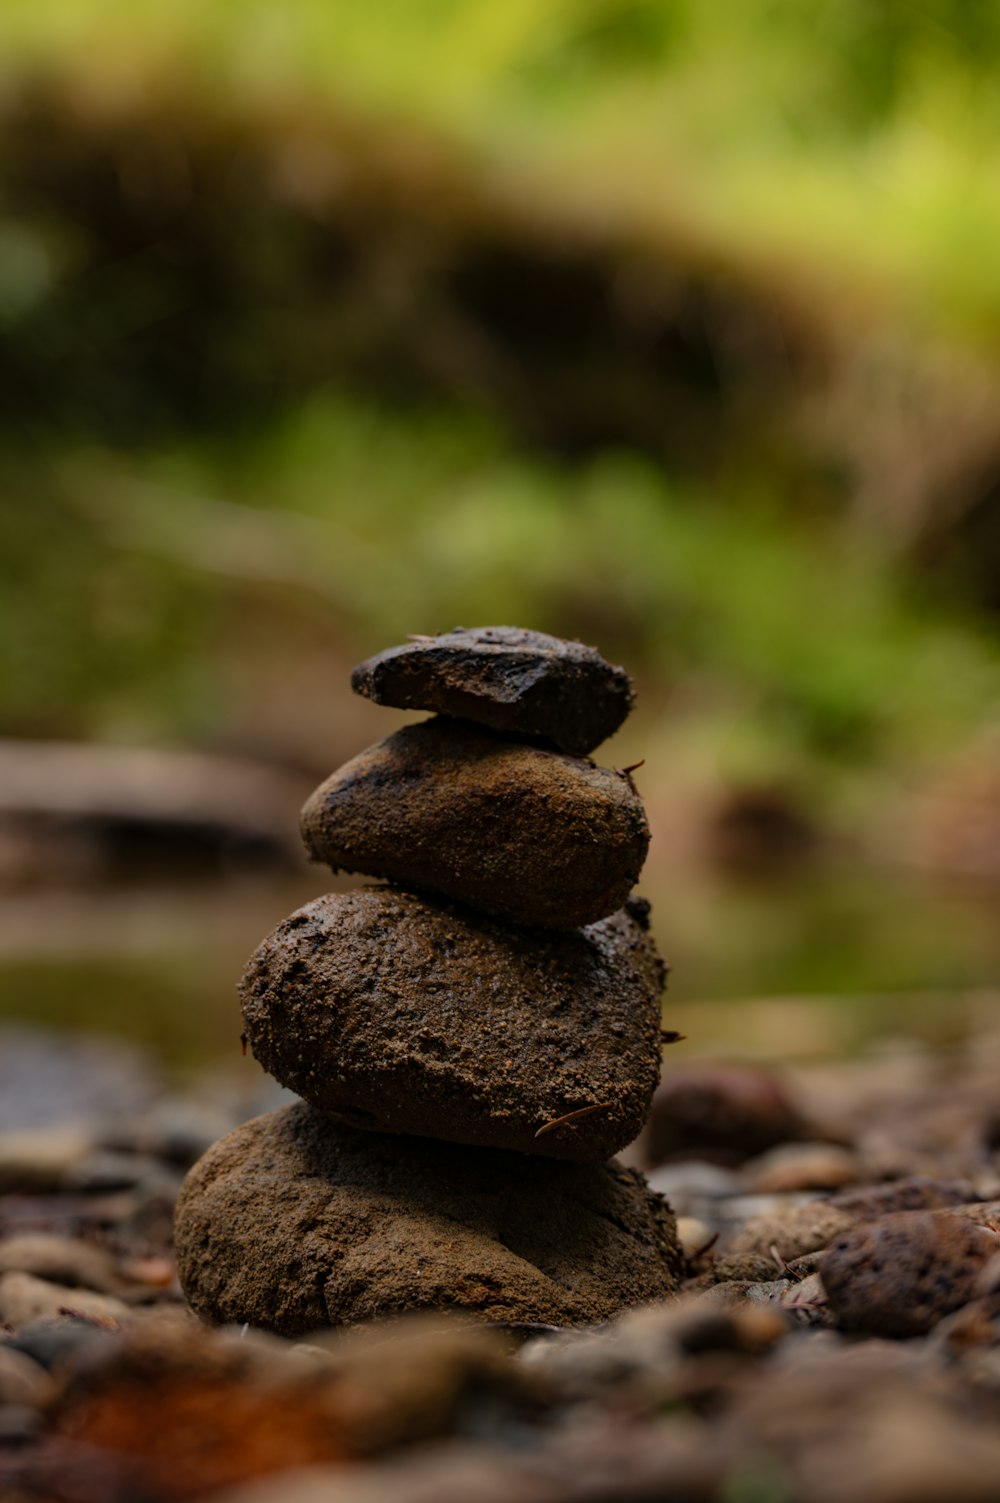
xmin=0 ymin=740 xmax=308 ymax=883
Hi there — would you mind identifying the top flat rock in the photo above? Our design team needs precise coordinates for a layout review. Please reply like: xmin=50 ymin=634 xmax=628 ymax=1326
xmin=351 ymin=627 xmax=635 ymax=755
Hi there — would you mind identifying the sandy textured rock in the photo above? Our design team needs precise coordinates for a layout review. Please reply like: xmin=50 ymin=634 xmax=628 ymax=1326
xmin=240 ymin=889 xmax=666 ymax=1161
xmin=174 ymin=1105 xmax=682 ymax=1335
xmin=351 ymin=627 xmax=634 ymax=756
xmin=300 ymin=719 xmax=649 ymax=930
xmin=821 ymin=1212 xmax=1000 ymax=1337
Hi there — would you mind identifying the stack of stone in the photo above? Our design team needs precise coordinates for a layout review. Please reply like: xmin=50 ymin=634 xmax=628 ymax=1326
xmin=175 ymin=628 xmax=682 ymax=1335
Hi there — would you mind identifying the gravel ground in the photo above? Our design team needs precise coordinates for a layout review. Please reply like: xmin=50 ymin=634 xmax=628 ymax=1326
xmin=3 ymin=1017 xmax=1000 ymax=1503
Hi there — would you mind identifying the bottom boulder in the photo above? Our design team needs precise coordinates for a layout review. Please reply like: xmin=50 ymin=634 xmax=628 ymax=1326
xmin=174 ymin=1104 xmax=682 ymax=1335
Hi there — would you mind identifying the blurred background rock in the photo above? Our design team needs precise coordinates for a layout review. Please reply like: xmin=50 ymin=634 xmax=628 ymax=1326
xmin=0 ymin=0 xmax=997 ymax=1070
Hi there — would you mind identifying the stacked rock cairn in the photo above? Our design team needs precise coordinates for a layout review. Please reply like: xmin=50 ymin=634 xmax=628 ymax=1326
xmin=175 ymin=627 xmax=684 ymax=1333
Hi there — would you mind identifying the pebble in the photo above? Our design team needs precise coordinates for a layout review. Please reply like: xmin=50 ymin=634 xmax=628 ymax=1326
xmin=240 ymin=889 xmax=666 ymax=1162
xmin=740 ymin=1142 xmax=859 ymax=1194
xmin=7 ymin=1315 xmax=121 ymax=1371
xmin=0 ymin=1271 xmax=130 ymax=1328
xmin=829 ymin=1175 xmax=980 ymax=1217
xmin=713 ymin=1201 xmax=855 ymax=1283
xmin=821 ymin=1211 xmax=1000 ymax=1337
xmin=350 ymin=626 xmax=634 ymax=756
xmin=523 ymin=1293 xmax=787 ymax=1402
xmin=0 ymin=1233 xmax=122 ymax=1294
xmin=299 ymin=718 xmax=649 ymax=930
xmin=0 ymin=1126 xmax=92 ymax=1193
xmin=676 ymin=1216 xmax=713 ymax=1261
xmin=173 ymin=1103 xmax=682 ymax=1335
xmin=641 ymin=1062 xmax=808 ymax=1167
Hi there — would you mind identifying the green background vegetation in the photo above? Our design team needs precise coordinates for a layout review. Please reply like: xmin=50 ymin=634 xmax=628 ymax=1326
xmin=1 ymin=2 xmax=999 ymax=1056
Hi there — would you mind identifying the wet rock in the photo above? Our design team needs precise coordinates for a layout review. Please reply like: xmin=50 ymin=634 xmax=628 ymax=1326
xmin=240 ymin=890 xmax=665 ymax=1161
xmin=300 ymin=719 xmax=649 ymax=930
xmin=351 ymin=627 xmax=634 ymax=756
xmin=821 ymin=1211 xmax=999 ymax=1337
xmin=641 ymin=1062 xmax=809 ymax=1168
xmin=0 ymin=1233 xmax=123 ymax=1295
xmin=174 ymin=1103 xmax=682 ymax=1335
xmin=0 ymin=1271 xmax=130 ymax=1328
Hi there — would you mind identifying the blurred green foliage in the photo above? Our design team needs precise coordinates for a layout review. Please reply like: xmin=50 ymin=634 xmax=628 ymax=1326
xmin=0 ymin=0 xmax=998 ymax=800
xmin=3 ymin=0 xmax=1000 ymax=335
xmin=4 ymin=395 xmax=997 ymax=798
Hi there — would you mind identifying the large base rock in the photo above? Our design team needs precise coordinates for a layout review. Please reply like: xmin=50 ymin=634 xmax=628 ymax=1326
xmin=240 ymin=889 xmax=665 ymax=1162
xmin=174 ymin=1105 xmax=682 ymax=1335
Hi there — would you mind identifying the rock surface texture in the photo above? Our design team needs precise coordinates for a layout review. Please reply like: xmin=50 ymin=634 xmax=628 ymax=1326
xmin=176 ymin=627 xmax=677 ymax=1331
xmin=240 ymin=889 xmax=664 ymax=1160
xmin=300 ymin=718 xmax=649 ymax=930
xmin=174 ymin=1103 xmax=682 ymax=1334
xmin=350 ymin=626 xmax=634 ymax=756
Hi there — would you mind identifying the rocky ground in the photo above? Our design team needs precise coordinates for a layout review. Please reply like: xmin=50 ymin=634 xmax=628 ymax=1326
xmin=2 ymin=1015 xmax=1000 ymax=1503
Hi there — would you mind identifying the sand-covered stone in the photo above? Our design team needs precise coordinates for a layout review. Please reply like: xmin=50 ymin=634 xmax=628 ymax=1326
xmin=174 ymin=1104 xmax=683 ymax=1335
xmin=351 ymin=627 xmax=634 ymax=756
xmin=300 ymin=718 xmax=649 ymax=930
xmin=240 ymin=888 xmax=665 ymax=1162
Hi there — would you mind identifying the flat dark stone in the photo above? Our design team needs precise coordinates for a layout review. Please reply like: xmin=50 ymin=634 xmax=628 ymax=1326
xmin=300 ymin=718 xmax=649 ymax=930
xmin=240 ymin=888 xmax=667 ymax=1162
xmin=174 ymin=1103 xmax=682 ymax=1334
xmin=351 ymin=627 xmax=634 ymax=755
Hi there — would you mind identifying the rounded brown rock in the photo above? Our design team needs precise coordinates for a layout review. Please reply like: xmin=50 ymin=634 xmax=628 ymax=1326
xmin=641 ymin=1062 xmax=809 ymax=1168
xmin=173 ymin=1104 xmax=683 ymax=1335
xmin=300 ymin=718 xmax=650 ymax=930
xmin=821 ymin=1211 xmax=1000 ymax=1337
xmin=240 ymin=888 xmax=666 ymax=1162
xmin=350 ymin=627 xmax=634 ymax=756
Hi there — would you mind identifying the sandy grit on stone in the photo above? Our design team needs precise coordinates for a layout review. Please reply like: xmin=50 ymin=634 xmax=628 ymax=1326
xmin=240 ymin=888 xmax=666 ymax=1162
xmin=173 ymin=1104 xmax=683 ymax=1335
xmin=300 ymin=717 xmax=649 ymax=931
xmin=350 ymin=626 xmax=634 ymax=756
